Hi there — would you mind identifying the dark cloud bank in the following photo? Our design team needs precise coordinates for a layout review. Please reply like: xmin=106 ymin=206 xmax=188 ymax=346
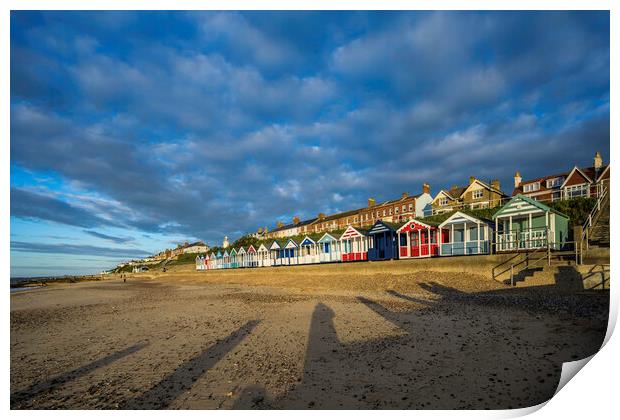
xmin=10 ymin=11 xmax=610 ymax=248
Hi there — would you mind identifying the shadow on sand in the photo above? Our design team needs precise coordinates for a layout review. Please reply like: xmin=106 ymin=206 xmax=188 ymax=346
xmin=123 ymin=319 xmax=260 ymax=409
xmin=11 ymin=341 xmax=149 ymax=407
xmin=233 ymin=279 xmax=608 ymax=409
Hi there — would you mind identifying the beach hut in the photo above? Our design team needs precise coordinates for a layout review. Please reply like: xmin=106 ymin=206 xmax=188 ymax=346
xmin=282 ymin=238 xmax=300 ymax=266
xmin=397 ymin=219 xmax=440 ymax=258
xmin=438 ymin=212 xmax=493 ymax=256
xmin=298 ymin=234 xmax=321 ymax=265
xmin=257 ymin=243 xmax=271 ymax=267
xmin=492 ymin=194 xmax=569 ymax=251
xmin=230 ymin=248 xmax=239 ymax=269
xmin=237 ymin=247 xmax=247 ymax=268
xmin=222 ymin=250 xmax=230 ymax=269
xmin=269 ymin=240 xmax=283 ymax=266
xmin=339 ymin=226 xmax=369 ymax=262
xmin=209 ymin=252 xmax=217 ymax=270
xmin=215 ymin=251 xmax=223 ymax=269
xmin=195 ymin=254 xmax=205 ymax=270
xmin=317 ymin=232 xmax=342 ymax=263
xmin=246 ymin=245 xmax=257 ymax=267
xmin=367 ymin=220 xmax=404 ymax=261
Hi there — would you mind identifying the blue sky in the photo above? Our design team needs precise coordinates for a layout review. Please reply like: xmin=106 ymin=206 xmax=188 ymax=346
xmin=10 ymin=11 xmax=610 ymax=277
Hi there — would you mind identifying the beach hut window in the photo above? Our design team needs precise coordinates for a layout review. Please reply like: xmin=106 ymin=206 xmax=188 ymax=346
xmin=454 ymin=228 xmax=464 ymax=242
xmin=469 ymin=227 xmax=478 ymax=241
xmin=400 ymin=234 xmax=407 ymax=246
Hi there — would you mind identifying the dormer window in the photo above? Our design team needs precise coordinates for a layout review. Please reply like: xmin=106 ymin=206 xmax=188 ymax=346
xmin=523 ymin=182 xmax=540 ymax=193
xmin=438 ymin=197 xmax=448 ymax=206
xmin=546 ymin=177 xmax=563 ymax=188
xmin=472 ymin=190 xmax=484 ymax=199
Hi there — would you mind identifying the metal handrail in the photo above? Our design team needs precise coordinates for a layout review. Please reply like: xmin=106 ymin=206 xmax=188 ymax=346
xmin=581 ymin=186 xmax=608 ymax=247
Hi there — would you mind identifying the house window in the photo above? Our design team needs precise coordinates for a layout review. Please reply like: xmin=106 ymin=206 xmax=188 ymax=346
xmin=438 ymin=197 xmax=448 ymax=206
xmin=523 ymin=182 xmax=540 ymax=193
xmin=383 ymin=210 xmax=386 ymax=216
xmin=395 ymin=207 xmax=399 ymax=214
xmin=389 ymin=208 xmax=392 ymax=215
xmin=402 ymin=205 xmax=406 ymax=212
xmin=408 ymin=204 xmax=413 ymax=212
xmin=472 ymin=190 xmax=484 ymax=199
xmin=546 ymin=178 xmax=564 ymax=188
xmin=566 ymin=184 xmax=588 ymax=198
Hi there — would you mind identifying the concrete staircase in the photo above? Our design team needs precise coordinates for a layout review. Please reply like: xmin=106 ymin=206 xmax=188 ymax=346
xmin=512 ymin=263 xmax=609 ymax=290
xmin=587 ymin=195 xmax=610 ymax=247
xmin=582 ymin=190 xmax=610 ymax=265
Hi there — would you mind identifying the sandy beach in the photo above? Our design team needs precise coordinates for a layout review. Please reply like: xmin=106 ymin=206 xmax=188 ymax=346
xmin=10 ymin=262 xmax=609 ymax=409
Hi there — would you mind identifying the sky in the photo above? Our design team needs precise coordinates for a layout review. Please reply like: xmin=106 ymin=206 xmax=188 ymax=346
xmin=10 ymin=11 xmax=610 ymax=277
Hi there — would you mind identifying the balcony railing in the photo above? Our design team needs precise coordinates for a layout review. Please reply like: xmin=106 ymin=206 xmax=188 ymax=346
xmin=496 ymin=228 xmax=549 ymax=252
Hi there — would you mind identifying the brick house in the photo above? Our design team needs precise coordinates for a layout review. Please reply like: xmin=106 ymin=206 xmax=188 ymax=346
xmin=512 ymin=152 xmax=610 ymax=201
xmin=431 ymin=177 xmax=507 ymax=215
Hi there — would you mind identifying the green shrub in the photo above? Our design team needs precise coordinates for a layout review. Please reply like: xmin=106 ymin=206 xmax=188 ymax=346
xmin=547 ymin=197 xmax=597 ymax=225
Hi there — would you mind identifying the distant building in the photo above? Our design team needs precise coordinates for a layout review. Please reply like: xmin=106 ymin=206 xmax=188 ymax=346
xmin=264 ymin=183 xmax=433 ymax=238
xmin=513 ymin=152 xmax=610 ymax=201
xmin=183 ymin=241 xmax=208 ymax=254
xmin=222 ymin=236 xmax=229 ymax=249
xmin=431 ymin=177 xmax=507 ymax=215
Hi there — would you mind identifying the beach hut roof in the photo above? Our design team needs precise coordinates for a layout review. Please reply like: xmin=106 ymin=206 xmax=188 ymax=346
xmin=257 ymin=243 xmax=269 ymax=252
xmin=397 ymin=218 xmax=439 ymax=233
xmin=247 ymin=245 xmax=257 ymax=253
xmin=438 ymin=211 xmax=492 ymax=228
xmin=300 ymin=234 xmax=322 ymax=246
xmin=492 ymin=194 xmax=569 ymax=220
xmin=238 ymin=247 xmax=246 ymax=254
xmin=284 ymin=238 xmax=299 ymax=248
xmin=368 ymin=219 xmax=406 ymax=235
xmin=268 ymin=239 xmax=282 ymax=250
xmin=339 ymin=225 xmax=369 ymax=240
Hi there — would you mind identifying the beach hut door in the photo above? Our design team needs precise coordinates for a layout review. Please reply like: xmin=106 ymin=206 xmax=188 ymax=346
xmin=378 ymin=235 xmax=386 ymax=259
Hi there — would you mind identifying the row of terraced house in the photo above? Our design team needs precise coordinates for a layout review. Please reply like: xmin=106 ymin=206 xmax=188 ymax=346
xmin=196 ymin=152 xmax=609 ymax=270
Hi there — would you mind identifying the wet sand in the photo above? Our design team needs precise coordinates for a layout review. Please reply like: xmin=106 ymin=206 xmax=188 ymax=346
xmin=10 ymin=264 xmax=609 ymax=409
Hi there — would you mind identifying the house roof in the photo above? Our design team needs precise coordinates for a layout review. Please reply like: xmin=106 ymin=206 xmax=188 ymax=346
xmin=512 ymin=171 xmax=569 ymax=196
xmin=514 ymin=164 xmax=609 ymax=195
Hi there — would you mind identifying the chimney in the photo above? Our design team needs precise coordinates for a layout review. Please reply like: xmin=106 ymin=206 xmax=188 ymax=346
xmin=594 ymin=152 xmax=603 ymax=169
xmin=422 ymin=183 xmax=430 ymax=194
xmin=293 ymin=216 xmax=300 ymax=225
xmin=318 ymin=212 xmax=326 ymax=220
xmin=277 ymin=221 xmax=284 ymax=228
xmin=469 ymin=176 xmax=476 ymax=185
xmin=491 ymin=179 xmax=500 ymax=191
xmin=368 ymin=198 xmax=376 ymax=207
xmin=401 ymin=192 xmax=409 ymax=199
xmin=514 ymin=171 xmax=522 ymax=188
